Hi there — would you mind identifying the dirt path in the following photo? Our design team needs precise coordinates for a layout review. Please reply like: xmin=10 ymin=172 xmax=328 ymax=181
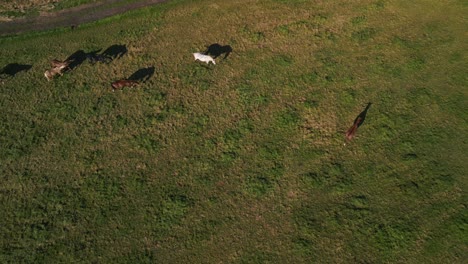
xmin=0 ymin=0 xmax=168 ymax=37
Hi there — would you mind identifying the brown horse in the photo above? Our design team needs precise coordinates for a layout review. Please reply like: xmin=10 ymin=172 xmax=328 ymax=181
xmin=345 ymin=103 xmax=372 ymax=141
xmin=44 ymin=68 xmax=63 ymax=81
xmin=50 ymin=59 xmax=71 ymax=69
xmin=111 ymin=79 xmax=139 ymax=91
xmin=345 ymin=117 xmax=362 ymax=141
xmin=44 ymin=59 xmax=72 ymax=81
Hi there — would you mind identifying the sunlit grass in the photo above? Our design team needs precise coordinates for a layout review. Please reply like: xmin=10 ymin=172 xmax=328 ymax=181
xmin=0 ymin=0 xmax=466 ymax=262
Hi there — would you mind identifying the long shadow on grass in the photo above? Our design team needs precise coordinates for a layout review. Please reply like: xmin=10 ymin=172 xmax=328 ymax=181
xmin=0 ymin=63 xmax=32 ymax=78
xmin=66 ymin=50 xmax=88 ymax=70
xmin=346 ymin=102 xmax=372 ymax=141
xmin=353 ymin=102 xmax=372 ymax=127
xmin=102 ymin=44 xmax=127 ymax=61
xmin=128 ymin=66 xmax=155 ymax=82
xmin=86 ymin=49 xmax=112 ymax=64
xmin=84 ymin=45 xmax=128 ymax=65
xmin=66 ymin=45 xmax=128 ymax=70
xmin=204 ymin=43 xmax=233 ymax=59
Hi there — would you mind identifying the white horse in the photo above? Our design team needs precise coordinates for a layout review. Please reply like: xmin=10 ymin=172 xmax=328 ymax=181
xmin=193 ymin=52 xmax=216 ymax=65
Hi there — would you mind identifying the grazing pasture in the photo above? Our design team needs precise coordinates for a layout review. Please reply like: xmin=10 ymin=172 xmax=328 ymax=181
xmin=0 ymin=0 xmax=466 ymax=262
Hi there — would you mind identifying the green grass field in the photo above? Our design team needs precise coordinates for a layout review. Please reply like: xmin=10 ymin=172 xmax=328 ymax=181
xmin=1 ymin=0 xmax=467 ymax=262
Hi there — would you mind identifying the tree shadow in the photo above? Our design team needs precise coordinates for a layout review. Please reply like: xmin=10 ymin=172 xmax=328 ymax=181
xmin=128 ymin=66 xmax=155 ymax=82
xmin=66 ymin=50 xmax=87 ymax=70
xmin=204 ymin=43 xmax=233 ymax=59
xmin=102 ymin=44 xmax=128 ymax=60
xmin=0 ymin=63 xmax=32 ymax=77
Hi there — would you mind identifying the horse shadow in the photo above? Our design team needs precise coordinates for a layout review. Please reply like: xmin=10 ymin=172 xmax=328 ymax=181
xmin=345 ymin=102 xmax=372 ymax=141
xmin=1 ymin=63 xmax=32 ymax=77
xmin=128 ymin=66 xmax=155 ymax=82
xmin=102 ymin=44 xmax=128 ymax=61
xmin=86 ymin=49 xmax=112 ymax=64
xmin=204 ymin=43 xmax=233 ymax=59
xmin=66 ymin=50 xmax=88 ymax=70
xmin=354 ymin=102 xmax=372 ymax=127
xmin=65 ymin=45 xmax=127 ymax=69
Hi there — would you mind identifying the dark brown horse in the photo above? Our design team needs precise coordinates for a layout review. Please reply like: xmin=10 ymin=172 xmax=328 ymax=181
xmin=345 ymin=103 xmax=372 ymax=141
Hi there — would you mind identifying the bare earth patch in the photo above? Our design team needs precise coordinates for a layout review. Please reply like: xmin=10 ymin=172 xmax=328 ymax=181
xmin=0 ymin=16 xmax=13 ymax=22
xmin=0 ymin=0 xmax=168 ymax=36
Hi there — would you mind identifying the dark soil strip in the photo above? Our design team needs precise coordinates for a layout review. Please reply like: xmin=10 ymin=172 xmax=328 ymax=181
xmin=0 ymin=0 xmax=169 ymax=37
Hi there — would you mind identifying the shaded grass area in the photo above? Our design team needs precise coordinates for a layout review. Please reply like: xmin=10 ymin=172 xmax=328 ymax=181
xmin=0 ymin=0 xmax=467 ymax=262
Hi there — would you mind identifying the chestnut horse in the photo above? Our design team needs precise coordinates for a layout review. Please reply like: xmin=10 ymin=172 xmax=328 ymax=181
xmin=111 ymin=79 xmax=139 ymax=91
